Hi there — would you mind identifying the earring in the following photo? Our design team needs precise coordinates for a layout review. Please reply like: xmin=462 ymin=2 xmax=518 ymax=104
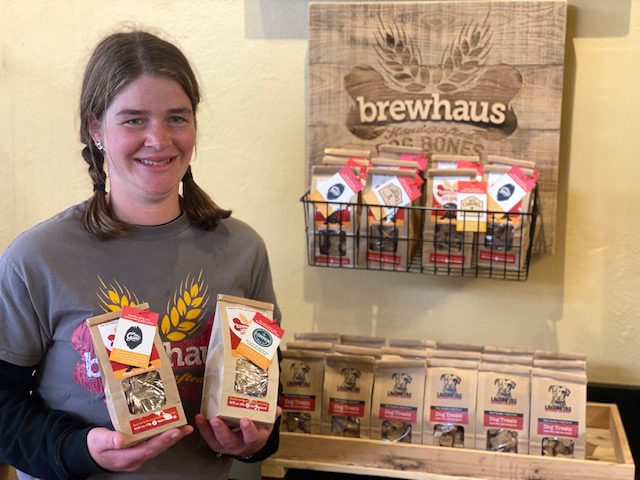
xmin=95 ymin=140 xmax=104 ymax=151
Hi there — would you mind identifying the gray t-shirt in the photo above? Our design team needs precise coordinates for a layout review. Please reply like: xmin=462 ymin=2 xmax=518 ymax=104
xmin=0 ymin=203 xmax=280 ymax=479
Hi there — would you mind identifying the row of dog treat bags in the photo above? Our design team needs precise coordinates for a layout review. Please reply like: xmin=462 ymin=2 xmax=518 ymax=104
xmin=279 ymin=333 xmax=587 ymax=459
xmin=307 ymin=145 xmax=538 ymax=273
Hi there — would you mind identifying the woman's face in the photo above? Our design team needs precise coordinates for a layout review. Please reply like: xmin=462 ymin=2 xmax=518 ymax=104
xmin=92 ymin=74 xmax=196 ymax=216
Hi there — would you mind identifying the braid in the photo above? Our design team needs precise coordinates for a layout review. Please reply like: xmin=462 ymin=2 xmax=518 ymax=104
xmin=80 ymin=144 xmax=130 ymax=239
xmin=181 ymin=166 xmax=231 ymax=230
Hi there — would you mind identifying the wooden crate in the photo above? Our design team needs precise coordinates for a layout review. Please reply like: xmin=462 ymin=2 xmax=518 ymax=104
xmin=262 ymin=403 xmax=634 ymax=480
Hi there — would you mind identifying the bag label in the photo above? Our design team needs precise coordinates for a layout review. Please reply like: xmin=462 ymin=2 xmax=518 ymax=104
xmin=379 ymin=404 xmax=418 ymax=423
xmin=227 ymin=395 xmax=270 ymax=412
xmin=537 ymin=417 xmax=579 ymax=438
xmin=129 ymin=406 xmax=180 ymax=434
xmin=430 ymin=406 xmax=469 ymax=424
xmin=484 ymin=410 xmax=524 ymax=430
xmin=110 ymin=306 xmax=159 ymax=369
xmin=236 ymin=312 xmax=284 ymax=369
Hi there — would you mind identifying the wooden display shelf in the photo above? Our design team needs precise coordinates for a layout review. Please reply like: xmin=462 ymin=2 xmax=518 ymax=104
xmin=262 ymin=403 xmax=634 ymax=480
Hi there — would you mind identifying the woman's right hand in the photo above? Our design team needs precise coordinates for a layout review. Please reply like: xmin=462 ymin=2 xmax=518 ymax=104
xmin=87 ymin=425 xmax=193 ymax=472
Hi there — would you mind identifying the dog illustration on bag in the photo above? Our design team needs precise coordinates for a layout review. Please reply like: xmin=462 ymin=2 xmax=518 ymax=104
xmin=546 ymin=385 xmax=571 ymax=411
xmin=438 ymin=373 xmax=462 ymax=399
xmin=288 ymin=362 xmax=311 ymax=387
xmin=389 ymin=372 xmax=413 ymax=397
xmin=338 ymin=367 xmax=361 ymax=392
xmin=492 ymin=378 xmax=517 ymax=404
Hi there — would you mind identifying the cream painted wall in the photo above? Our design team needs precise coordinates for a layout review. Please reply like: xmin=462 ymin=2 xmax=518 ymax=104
xmin=1 ymin=0 xmax=639 ymax=396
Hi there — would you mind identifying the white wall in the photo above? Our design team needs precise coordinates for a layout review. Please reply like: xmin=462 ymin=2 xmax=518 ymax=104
xmin=1 ymin=0 xmax=639 ymax=405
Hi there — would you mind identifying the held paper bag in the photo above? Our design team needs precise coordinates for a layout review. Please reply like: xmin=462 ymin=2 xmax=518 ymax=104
xmin=87 ymin=304 xmax=187 ymax=446
xmin=201 ymin=294 xmax=279 ymax=427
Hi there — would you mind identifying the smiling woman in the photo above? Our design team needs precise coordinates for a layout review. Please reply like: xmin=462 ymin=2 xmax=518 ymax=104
xmin=89 ymin=75 xmax=197 ymax=225
xmin=79 ymin=31 xmax=231 ymax=238
xmin=0 ymin=30 xmax=281 ymax=480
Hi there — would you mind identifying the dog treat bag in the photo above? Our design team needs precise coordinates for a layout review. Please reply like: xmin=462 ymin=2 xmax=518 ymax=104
xmin=280 ymin=349 xmax=325 ymax=434
xmin=308 ymin=165 xmax=360 ymax=268
xmin=359 ymin=168 xmax=421 ymax=271
xmin=377 ymin=144 xmax=427 ymax=164
xmin=87 ymin=304 xmax=187 ymax=446
xmin=534 ymin=350 xmax=587 ymax=362
xmin=371 ymin=359 xmax=426 ymax=444
xmin=294 ymin=332 xmax=341 ymax=344
xmin=484 ymin=344 xmax=535 ymax=356
xmin=324 ymin=147 xmax=373 ymax=160
xmin=481 ymin=353 xmax=533 ymax=367
xmin=286 ymin=340 xmax=335 ymax=353
xmin=486 ymin=154 xmax=536 ymax=170
xmin=423 ymin=358 xmax=478 ymax=448
xmin=339 ymin=335 xmax=386 ymax=349
xmin=533 ymin=358 xmax=587 ymax=374
xmin=431 ymin=349 xmax=481 ymax=362
xmin=381 ymin=347 xmax=430 ymax=361
xmin=201 ymin=294 xmax=280 ymax=427
xmin=322 ymin=353 xmax=375 ymax=438
xmin=475 ymin=362 xmax=531 ymax=454
xmin=529 ymin=368 xmax=587 ymax=458
xmin=334 ymin=344 xmax=382 ymax=359
xmin=436 ymin=341 xmax=484 ymax=353
xmin=388 ymin=338 xmax=436 ymax=351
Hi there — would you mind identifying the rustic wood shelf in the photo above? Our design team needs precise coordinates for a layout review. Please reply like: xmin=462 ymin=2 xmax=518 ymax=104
xmin=262 ymin=403 xmax=634 ymax=480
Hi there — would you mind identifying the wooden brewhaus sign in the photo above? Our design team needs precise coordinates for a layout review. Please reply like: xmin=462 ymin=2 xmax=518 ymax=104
xmin=308 ymin=1 xmax=567 ymax=254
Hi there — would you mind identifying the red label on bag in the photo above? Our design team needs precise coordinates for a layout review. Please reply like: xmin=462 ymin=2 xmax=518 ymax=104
xmin=537 ymin=418 xmax=579 ymax=438
xmin=479 ymin=251 xmax=517 ymax=264
xmin=130 ymin=407 xmax=180 ymax=434
xmin=484 ymin=411 xmax=524 ymax=429
xmin=430 ymin=406 xmax=468 ymax=424
xmin=227 ymin=396 xmax=270 ymax=412
xmin=379 ymin=404 xmax=417 ymax=423
xmin=429 ymin=253 xmax=465 ymax=265
xmin=367 ymin=252 xmax=401 ymax=265
xmin=315 ymin=255 xmax=352 ymax=266
xmin=329 ymin=398 xmax=365 ymax=417
xmin=282 ymin=394 xmax=316 ymax=412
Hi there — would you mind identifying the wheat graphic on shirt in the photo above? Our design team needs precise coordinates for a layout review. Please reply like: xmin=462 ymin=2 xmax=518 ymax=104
xmin=97 ymin=277 xmax=141 ymax=312
xmin=160 ymin=270 xmax=210 ymax=342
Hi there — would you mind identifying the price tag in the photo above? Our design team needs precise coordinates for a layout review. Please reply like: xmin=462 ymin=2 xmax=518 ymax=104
xmin=309 ymin=166 xmax=364 ymax=217
xmin=236 ymin=312 xmax=284 ymax=370
xmin=363 ymin=175 xmax=422 ymax=221
xmin=488 ymin=167 xmax=536 ymax=213
xmin=110 ymin=306 xmax=159 ymax=369
xmin=456 ymin=181 xmax=487 ymax=232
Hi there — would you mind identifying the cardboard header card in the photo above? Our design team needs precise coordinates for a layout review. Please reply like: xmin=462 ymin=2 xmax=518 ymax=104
xmin=308 ymin=1 xmax=567 ymax=254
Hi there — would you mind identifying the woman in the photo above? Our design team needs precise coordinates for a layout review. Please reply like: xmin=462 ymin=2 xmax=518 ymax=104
xmin=0 ymin=31 xmax=281 ymax=479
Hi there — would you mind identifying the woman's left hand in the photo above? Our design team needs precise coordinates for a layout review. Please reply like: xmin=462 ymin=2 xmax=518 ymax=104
xmin=195 ymin=407 xmax=282 ymax=458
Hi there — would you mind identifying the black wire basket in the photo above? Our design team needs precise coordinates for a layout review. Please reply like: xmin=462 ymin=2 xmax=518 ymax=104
xmin=301 ymin=189 xmax=539 ymax=281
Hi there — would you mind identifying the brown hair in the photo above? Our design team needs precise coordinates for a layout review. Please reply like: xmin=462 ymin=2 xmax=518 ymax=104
xmin=79 ymin=30 xmax=231 ymax=239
